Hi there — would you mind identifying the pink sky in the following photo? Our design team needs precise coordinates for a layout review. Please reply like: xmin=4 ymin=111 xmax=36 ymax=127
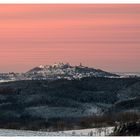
xmin=0 ymin=4 xmax=140 ymax=72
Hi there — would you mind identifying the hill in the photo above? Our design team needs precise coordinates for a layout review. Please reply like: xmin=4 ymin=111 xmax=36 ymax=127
xmin=0 ymin=77 xmax=139 ymax=130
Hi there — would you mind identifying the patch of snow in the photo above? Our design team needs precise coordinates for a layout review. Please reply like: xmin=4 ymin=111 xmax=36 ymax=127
xmin=0 ymin=80 xmax=16 ymax=83
xmin=0 ymin=127 xmax=114 ymax=136
xmin=39 ymin=65 xmax=45 ymax=68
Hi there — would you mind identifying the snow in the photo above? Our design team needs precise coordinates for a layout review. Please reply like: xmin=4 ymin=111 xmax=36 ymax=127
xmin=39 ymin=65 xmax=45 ymax=69
xmin=0 ymin=127 xmax=114 ymax=136
xmin=0 ymin=80 xmax=15 ymax=83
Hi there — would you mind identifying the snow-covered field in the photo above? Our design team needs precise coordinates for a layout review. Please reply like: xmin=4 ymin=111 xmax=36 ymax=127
xmin=0 ymin=127 xmax=114 ymax=136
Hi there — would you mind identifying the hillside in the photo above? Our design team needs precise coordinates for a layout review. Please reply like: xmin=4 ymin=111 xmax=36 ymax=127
xmin=0 ymin=77 xmax=139 ymax=130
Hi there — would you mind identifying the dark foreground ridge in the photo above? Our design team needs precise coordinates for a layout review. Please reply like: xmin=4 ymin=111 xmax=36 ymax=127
xmin=0 ymin=77 xmax=140 ymax=132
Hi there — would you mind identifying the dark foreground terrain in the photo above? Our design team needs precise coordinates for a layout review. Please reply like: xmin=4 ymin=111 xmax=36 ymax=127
xmin=111 ymin=121 xmax=140 ymax=136
xmin=0 ymin=77 xmax=140 ymax=134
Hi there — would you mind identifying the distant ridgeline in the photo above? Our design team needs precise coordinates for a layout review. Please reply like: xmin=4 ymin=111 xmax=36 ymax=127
xmin=0 ymin=62 xmax=119 ymax=82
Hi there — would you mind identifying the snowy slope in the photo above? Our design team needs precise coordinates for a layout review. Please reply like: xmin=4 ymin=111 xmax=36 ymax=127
xmin=0 ymin=127 xmax=114 ymax=136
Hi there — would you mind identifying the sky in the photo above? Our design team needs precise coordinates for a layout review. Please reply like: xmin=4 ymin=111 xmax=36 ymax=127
xmin=0 ymin=4 xmax=140 ymax=73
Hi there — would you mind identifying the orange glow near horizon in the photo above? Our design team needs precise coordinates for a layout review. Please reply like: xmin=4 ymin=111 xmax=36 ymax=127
xmin=0 ymin=4 xmax=140 ymax=72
